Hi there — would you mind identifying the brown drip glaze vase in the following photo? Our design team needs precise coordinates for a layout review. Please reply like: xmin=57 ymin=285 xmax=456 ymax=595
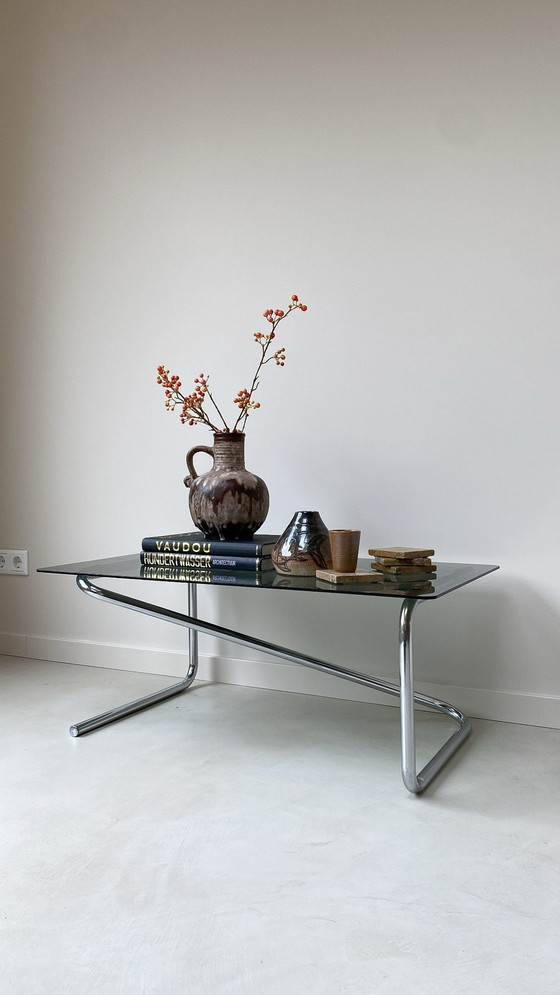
xmin=184 ymin=432 xmax=269 ymax=540
xmin=271 ymin=511 xmax=333 ymax=575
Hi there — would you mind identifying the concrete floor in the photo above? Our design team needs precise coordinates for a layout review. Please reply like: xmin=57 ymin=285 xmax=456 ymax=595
xmin=1 ymin=656 xmax=560 ymax=994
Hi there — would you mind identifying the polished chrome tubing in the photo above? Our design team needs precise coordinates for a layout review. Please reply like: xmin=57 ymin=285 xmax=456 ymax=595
xmin=187 ymin=583 xmax=198 ymax=677
xmin=69 ymin=578 xmax=200 ymax=737
xmin=75 ymin=575 xmax=404 ymax=700
xmin=399 ymin=598 xmax=472 ymax=793
xmin=73 ymin=577 xmax=472 ymax=794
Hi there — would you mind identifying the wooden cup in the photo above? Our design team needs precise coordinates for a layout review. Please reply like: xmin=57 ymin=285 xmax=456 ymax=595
xmin=328 ymin=530 xmax=361 ymax=573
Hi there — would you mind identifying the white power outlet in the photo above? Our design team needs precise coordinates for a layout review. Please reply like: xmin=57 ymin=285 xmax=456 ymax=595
xmin=0 ymin=549 xmax=29 ymax=575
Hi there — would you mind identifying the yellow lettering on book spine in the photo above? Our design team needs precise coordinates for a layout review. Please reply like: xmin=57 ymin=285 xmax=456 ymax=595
xmin=143 ymin=552 xmax=211 ymax=567
xmin=155 ymin=540 xmax=211 ymax=553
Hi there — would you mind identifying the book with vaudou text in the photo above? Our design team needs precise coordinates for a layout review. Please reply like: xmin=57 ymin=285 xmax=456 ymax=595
xmin=141 ymin=531 xmax=279 ymax=557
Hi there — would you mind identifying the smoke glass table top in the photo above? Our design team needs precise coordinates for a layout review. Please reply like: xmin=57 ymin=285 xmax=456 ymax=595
xmin=38 ymin=555 xmax=499 ymax=600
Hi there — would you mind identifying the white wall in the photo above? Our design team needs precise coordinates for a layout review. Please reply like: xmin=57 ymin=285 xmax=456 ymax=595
xmin=2 ymin=0 xmax=560 ymax=726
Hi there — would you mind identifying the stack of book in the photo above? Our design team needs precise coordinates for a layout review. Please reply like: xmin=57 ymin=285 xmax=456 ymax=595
xmin=139 ymin=532 xmax=279 ymax=584
xmin=367 ymin=546 xmax=437 ymax=595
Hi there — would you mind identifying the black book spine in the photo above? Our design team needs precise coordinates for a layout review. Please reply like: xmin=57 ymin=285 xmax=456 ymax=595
xmin=141 ymin=535 xmax=278 ymax=556
xmin=140 ymin=551 xmax=269 ymax=571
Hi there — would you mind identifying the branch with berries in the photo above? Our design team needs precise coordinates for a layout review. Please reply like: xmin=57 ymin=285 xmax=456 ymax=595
xmin=157 ymin=294 xmax=307 ymax=434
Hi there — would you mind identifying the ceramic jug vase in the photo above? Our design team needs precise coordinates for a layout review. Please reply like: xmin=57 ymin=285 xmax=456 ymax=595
xmin=184 ymin=432 xmax=269 ymax=540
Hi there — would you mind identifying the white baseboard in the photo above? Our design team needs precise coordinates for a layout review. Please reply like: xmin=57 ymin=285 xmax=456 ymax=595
xmin=2 ymin=632 xmax=560 ymax=729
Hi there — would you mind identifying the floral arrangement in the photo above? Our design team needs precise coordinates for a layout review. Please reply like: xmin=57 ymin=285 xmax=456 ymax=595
xmin=156 ymin=294 xmax=307 ymax=434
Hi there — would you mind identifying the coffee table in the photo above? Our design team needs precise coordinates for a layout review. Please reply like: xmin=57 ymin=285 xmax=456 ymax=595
xmin=38 ymin=556 xmax=498 ymax=793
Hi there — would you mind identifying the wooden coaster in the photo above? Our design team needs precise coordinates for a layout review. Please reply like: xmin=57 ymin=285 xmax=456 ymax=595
xmin=368 ymin=546 xmax=435 ymax=560
xmin=316 ymin=569 xmax=384 ymax=585
xmin=372 ymin=556 xmax=433 ymax=566
xmin=372 ymin=570 xmax=437 ymax=583
xmin=372 ymin=563 xmax=437 ymax=574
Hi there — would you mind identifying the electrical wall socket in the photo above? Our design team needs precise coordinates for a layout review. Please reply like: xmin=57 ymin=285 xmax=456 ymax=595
xmin=0 ymin=549 xmax=29 ymax=575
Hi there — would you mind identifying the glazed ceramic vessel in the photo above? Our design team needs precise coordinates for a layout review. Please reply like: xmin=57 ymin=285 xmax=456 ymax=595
xmin=271 ymin=511 xmax=332 ymax=575
xmin=329 ymin=530 xmax=361 ymax=573
xmin=184 ymin=433 xmax=269 ymax=540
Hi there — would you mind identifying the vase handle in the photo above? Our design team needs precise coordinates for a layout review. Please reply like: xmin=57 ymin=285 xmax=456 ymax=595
xmin=184 ymin=445 xmax=214 ymax=488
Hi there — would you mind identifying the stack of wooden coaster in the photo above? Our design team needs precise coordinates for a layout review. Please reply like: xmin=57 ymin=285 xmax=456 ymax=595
xmin=368 ymin=546 xmax=437 ymax=582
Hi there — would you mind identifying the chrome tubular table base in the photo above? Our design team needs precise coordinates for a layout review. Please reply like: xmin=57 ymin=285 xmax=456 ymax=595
xmin=72 ymin=575 xmax=471 ymax=794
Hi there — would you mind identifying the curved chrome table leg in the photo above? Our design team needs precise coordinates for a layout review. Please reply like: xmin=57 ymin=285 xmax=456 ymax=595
xmin=71 ymin=576 xmax=472 ymax=793
xmin=69 ymin=581 xmax=199 ymax=737
xmin=399 ymin=598 xmax=471 ymax=793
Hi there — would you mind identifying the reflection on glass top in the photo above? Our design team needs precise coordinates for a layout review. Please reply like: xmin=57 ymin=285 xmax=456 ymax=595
xmin=38 ymin=555 xmax=499 ymax=600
